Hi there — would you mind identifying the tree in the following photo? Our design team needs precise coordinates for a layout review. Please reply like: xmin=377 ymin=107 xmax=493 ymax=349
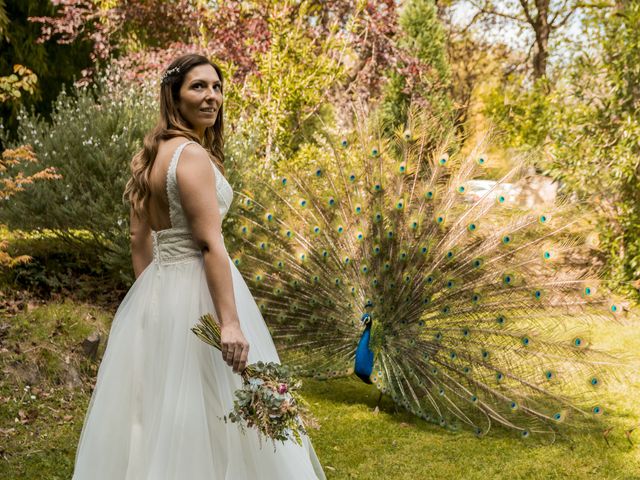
xmin=480 ymin=0 xmax=640 ymax=291
xmin=0 ymin=0 xmax=93 ymax=143
xmin=544 ymin=0 xmax=640 ymax=292
xmin=454 ymin=0 xmax=593 ymax=80
xmin=378 ymin=0 xmax=453 ymax=133
xmin=28 ymin=0 xmax=270 ymax=85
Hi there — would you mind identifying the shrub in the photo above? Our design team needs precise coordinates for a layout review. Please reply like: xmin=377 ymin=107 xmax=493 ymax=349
xmin=0 ymin=145 xmax=62 ymax=268
xmin=0 ymin=74 xmax=157 ymax=284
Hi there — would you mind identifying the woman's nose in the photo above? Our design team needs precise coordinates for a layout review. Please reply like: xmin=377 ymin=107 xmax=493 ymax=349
xmin=205 ymin=88 xmax=221 ymax=102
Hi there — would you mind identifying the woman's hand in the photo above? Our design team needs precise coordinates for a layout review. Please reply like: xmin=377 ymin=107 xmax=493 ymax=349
xmin=220 ymin=323 xmax=250 ymax=374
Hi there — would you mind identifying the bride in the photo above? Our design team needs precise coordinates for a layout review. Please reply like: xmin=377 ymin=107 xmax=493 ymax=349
xmin=71 ymin=53 xmax=327 ymax=480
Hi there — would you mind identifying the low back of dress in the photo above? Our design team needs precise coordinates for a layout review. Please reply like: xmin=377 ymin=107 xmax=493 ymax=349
xmin=151 ymin=141 xmax=234 ymax=266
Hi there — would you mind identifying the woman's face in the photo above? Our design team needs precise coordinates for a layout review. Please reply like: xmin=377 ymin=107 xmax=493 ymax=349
xmin=177 ymin=64 xmax=223 ymax=139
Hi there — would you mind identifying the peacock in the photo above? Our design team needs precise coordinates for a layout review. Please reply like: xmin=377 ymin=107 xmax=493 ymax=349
xmin=229 ymin=106 xmax=626 ymax=440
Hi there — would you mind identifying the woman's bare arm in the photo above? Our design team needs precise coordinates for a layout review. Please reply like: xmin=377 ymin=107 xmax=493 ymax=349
xmin=130 ymin=206 xmax=153 ymax=278
xmin=176 ymin=144 xmax=249 ymax=373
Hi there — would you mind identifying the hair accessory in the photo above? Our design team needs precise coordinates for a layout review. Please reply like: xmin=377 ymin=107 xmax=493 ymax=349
xmin=161 ymin=66 xmax=182 ymax=85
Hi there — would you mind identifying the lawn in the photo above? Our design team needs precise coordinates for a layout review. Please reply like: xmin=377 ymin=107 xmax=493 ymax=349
xmin=1 ymin=300 xmax=638 ymax=479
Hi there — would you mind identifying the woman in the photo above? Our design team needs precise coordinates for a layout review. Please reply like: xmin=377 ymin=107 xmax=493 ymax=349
xmin=72 ymin=53 xmax=327 ymax=480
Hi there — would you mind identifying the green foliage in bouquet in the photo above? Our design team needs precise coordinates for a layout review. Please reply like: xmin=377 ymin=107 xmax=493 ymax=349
xmin=192 ymin=313 xmax=318 ymax=449
xmin=226 ymin=360 xmax=318 ymax=449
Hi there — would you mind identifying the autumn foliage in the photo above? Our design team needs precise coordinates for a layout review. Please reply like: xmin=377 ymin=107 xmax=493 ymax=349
xmin=0 ymin=145 xmax=61 ymax=267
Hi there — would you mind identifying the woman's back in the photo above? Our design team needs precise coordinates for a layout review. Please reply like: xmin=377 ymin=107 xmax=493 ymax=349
xmin=146 ymin=137 xmax=191 ymax=232
xmin=144 ymin=138 xmax=234 ymax=235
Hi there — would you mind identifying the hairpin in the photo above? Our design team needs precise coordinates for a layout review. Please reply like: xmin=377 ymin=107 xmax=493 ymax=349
xmin=161 ymin=66 xmax=182 ymax=85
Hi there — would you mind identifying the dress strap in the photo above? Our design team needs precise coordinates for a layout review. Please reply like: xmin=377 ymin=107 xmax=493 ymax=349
xmin=166 ymin=141 xmax=197 ymax=228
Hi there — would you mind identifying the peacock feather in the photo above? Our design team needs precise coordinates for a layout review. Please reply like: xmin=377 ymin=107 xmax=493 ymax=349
xmin=231 ymin=107 xmax=624 ymax=440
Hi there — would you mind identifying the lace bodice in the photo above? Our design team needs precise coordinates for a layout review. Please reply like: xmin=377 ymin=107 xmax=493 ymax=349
xmin=166 ymin=141 xmax=234 ymax=225
xmin=151 ymin=141 xmax=234 ymax=266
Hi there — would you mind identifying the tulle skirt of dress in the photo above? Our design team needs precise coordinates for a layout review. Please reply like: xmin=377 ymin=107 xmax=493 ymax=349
xmin=72 ymin=255 xmax=326 ymax=480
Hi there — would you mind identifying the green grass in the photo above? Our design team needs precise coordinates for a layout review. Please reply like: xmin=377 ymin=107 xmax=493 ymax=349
xmin=1 ymin=301 xmax=639 ymax=479
xmin=305 ymin=378 xmax=639 ymax=479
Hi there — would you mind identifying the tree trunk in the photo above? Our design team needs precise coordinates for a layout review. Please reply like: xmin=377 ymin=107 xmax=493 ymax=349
xmin=532 ymin=0 xmax=551 ymax=80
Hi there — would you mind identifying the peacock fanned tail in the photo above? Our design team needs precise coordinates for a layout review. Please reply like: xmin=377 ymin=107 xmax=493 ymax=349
xmin=230 ymin=106 xmax=624 ymax=440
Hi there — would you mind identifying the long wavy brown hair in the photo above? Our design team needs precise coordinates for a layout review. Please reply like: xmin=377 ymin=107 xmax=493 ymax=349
xmin=124 ymin=53 xmax=225 ymax=218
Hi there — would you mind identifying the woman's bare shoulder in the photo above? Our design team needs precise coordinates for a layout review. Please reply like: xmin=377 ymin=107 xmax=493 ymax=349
xmin=175 ymin=145 xmax=217 ymax=200
xmin=157 ymin=136 xmax=196 ymax=157
xmin=179 ymin=143 xmax=212 ymax=172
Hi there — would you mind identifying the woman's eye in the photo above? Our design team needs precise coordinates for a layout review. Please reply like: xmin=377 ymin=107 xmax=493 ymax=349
xmin=193 ymin=83 xmax=220 ymax=91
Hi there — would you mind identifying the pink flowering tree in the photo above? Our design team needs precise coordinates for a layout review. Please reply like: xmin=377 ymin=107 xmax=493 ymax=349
xmin=28 ymin=1 xmax=438 ymax=104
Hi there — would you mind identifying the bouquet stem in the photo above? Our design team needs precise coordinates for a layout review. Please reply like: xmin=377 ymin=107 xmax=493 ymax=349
xmin=191 ymin=313 xmax=256 ymax=376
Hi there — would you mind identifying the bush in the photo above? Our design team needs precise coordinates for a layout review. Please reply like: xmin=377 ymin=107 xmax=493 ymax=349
xmin=0 ymin=75 xmax=157 ymax=285
xmin=0 ymin=145 xmax=62 ymax=268
xmin=0 ymin=228 xmax=128 ymax=303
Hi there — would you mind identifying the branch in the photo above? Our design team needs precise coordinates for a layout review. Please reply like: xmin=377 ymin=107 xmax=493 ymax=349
xmin=467 ymin=0 xmax=529 ymax=24
xmin=553 ymin=7 xmax=577 ymax=28
xmin=502 ymin=40 xmax=535 ymax=78
xmin=524 ymin=38 xmax=535 ymax=66
xmin=574 ymin=1 xmax=616 ymax=8
xmin=459 ymin=10 xmax=485 ymax=34
xmin=549 ymin=0 xmax=571 ymax=26
xmin=518 ymin=0 xmax=536 ymax=26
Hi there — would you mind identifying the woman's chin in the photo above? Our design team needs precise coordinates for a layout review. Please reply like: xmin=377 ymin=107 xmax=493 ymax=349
xmin=194 ymin=120 xmax=217 ymax=131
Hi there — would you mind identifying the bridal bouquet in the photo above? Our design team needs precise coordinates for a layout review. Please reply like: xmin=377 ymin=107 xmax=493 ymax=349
xmin=191 ymin=313 xmax=319 ymax=448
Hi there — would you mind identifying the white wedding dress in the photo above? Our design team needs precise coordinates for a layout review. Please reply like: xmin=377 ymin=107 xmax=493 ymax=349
xmin=72 ymin=141 xmax=327 ymax=480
